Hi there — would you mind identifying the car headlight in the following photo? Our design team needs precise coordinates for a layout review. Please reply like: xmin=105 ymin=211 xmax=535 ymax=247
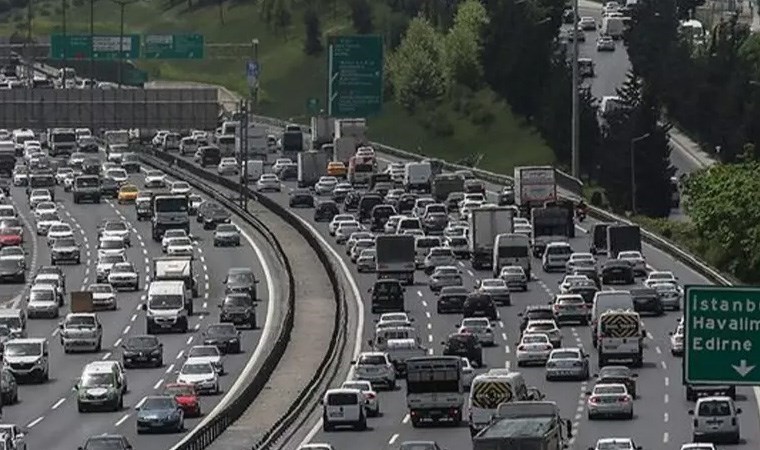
xmin=150 ymin=349 xmax=161 ymax=356
xmin=33 ymin=358 xmax=44 ymax=367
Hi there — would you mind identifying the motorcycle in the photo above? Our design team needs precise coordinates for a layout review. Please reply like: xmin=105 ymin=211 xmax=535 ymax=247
xmin=576 ymin=208 xmax=587 ymax=222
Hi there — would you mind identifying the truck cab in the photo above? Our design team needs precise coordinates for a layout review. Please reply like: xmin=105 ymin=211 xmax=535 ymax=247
xmin=143 ymin=281 xmax=189 ymax=333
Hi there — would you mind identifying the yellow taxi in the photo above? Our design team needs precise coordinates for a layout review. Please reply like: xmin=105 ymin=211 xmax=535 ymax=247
xmin=117 ymin=183 xmax=139 ymax=204
xmin=327 ymin=161 xmax=347 ymax=177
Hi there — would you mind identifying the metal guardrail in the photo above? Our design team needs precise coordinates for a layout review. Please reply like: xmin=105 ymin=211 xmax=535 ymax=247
xmin=139 ymin=148 xmax=349 ymax=450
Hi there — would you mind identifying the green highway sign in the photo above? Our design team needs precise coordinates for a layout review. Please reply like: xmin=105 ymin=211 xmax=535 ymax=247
xmin=684 ymin=285 xmax=760 ymax=385
xmin=143 ymin=33 xmax=204 ymax=59
xmin=50 ymin=34 xmax=140 ymax=60
xmin=327 ymin=35 xmax=383 ymax=118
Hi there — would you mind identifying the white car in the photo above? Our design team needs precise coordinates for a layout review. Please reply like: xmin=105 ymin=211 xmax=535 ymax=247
xmin=105 ymin=168 xmax=128 ymax=184
xmin=100 ymin=220 xmax=131 ymax=246
xmin=565 ymin=252 xmax=596 ymax=273
xmin=34 ymin=201 xmax=57 ymax=218
xmin=644 ymin=271 xmax=677 ymax=287
xmin=341 ymin=380 xmax=380 ymax=417
xmin=0 ymin=246 xmax=25 ymax=269
xmin=586 ymin=383 xmax=633 ymax=419
xmin=217 ymin=157 xmax=239 ymax=175
xmin=144 ymin=170 xmax=166 ymax=188
xmin=315 ymin=176 xmax=339 ymax=195
xmin=256 ymin=174 xmax=281 ymax=192
xmin=499 ymin=266 xmax=528 ymax=291
xmin=27 ymin=285 xmax=59 ymax=318
xmin=328 ymin=214 xmax=355 ymax=236
xmin=352 ymin=352 xmax=396 ymax=390
xmin=524 ymin=320 xmax=562 ymax=348
xmin=335 ymin=221 xmax=362 ymax=244
xmin=384 ymin=215 xmax=404 ymax=234
xmin=171 ymin=181 xmax=192 ymax=195
xmin=176 ymin=361 xmax=220 ymax=395
xmin=670 ymin=322 xmax=684 ymax=356
xmin=29 ymin=189 xmax=52 ymax=209
xmin=559 ymin=275 xmax=593 ymax=293
xmin=96 ymin=254 xmax=126 ymax=283
xmin=46 ymin=222 xmax=73 ymax=246
xmin=88 ymin=283 xmax=117 ymax=310
xmin=593 ymin=438 xmax=641 ymax=450
xmin=377 ymin=312 xmax=412 ymax=328
xmin=186 ymin=345 xmax=225 ymax=375
xmin=272 ymin=158 xmax=291 ymax=173
xmin=97 ymin=236 xmax=127 ymax=259
xmin=458 ymin=317 xmax=495 ymax=346
xmin=679 ymin=444 xmax=716 ymax=450
xmin=55 ymin=167 xmax=74 ymax=185
xmin=617 ymin=250 xmax=647 ymax=275
xmin=166 ymin=236 xmax=194 ymax=258
xmin=578 ymin=16 xmax=596 ymax=30
xmin=161 ymin=229 xmax=189 ymax=252
xmin=107 ymin=262 xmax=139 ymax=291
xmin=516 ymin=333 xmax=553 ymax=366
xmin=460 ymin=357 xmax=475 ymax=390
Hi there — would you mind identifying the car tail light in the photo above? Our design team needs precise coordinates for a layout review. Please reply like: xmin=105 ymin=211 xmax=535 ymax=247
xmin=448 ymin=407 xmax=460 ymax=417
xmin=366 ymin=392 xmax=376 ymax=400
xmin=618 ymin=396 xmax=629 ymax=403
xmin=553 ymin=305 xmax=560 ymax=312
xmin=518 ymin=345 xmax=526 ymax=351
xmin=460 ymin=328 xmax=470 ymax=333
xmin=545 ymin=344 xmax=553 ymax=350
xmin=693 ymin=419 xmax=699 ymax=427
xmin=589 ymin=396 xmax=599 ymax=404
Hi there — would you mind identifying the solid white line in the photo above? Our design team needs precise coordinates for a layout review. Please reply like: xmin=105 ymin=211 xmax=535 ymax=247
xmin=27 ymin=417 xmax=44 ymax=428
xmin=115 ymin=413 xmax=130 ymax=427
xmin=51 ymin=398 xmax=65 ymax=410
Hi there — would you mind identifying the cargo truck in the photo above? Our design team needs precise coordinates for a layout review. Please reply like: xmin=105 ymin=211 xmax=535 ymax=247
xmin=152 ymin=256 xmax=198 ymax=314
xmin=375 ymin=235 xmax=415 ymax=285
xmin=310 ymin=116 xmax=335 ymax=149
xmin=472 ymin=401 xmax=572 ymax=450
xmin=333 ymin=137 xmax=357 ymax=165
xmin=468 ymin=206 xmax=515 ymax=270
xmin=151 ymin=195 xmax=190 ymax=241
xmin=282 ymin=129 xmax=304 ymax=161
xmin=513 ymin=166 xmax=557 ymax=215
xmin=235 ymin=125 xmax=270 ymax=163
xmin=432 ymin=173 xmax=465 ymax=202
xmin=606 ymin=224 xmax=642 ymax=259
xmin=531 ymin=207 xmax=571 ymax=257
xmin=334 ymin=118 xmax=368 ymax=145
xmin=406 ymin=356 xmax=464 ymax=427
xmin=297 ymin=150 xmax=329 ymax=188
xmin=48 ymin=128 xmax=77 ymax=157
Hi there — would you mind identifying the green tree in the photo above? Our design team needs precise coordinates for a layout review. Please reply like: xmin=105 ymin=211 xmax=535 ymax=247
xmin=444 ymin=0 xmax=489 ymax=89
xmin=350 ymin=0 xmax=374 ymax=34
xmin=273 ymin=0 xmax=292 ymax=37
xmin=303 ymin=7 xmax=323 ymax=55
xmin=387 ymin=17 xmax=447 ymax=111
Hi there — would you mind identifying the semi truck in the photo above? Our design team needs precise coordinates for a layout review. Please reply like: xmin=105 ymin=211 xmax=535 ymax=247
xmin=432 ymin=173 xmax=465 ymax=202
xmin=310 ymin=116 xmax=335 ymax=149
xmin=406 ymin=356 xmax=464 ymax=427
xmin=151 ymin=195 xmax=190 ymax=241
xmin=375 ymin=235 xmax=415 ymax=285
xmin=513 ymin=166 xmax=557 ymax=215
xmin=531 ymin=207 xmax=572 ymax=258
xmin=468 ymin=206 xmax=515 ymax=270
xmin=473 ymin=401 xmax=572 ymax=450
xmin=297 ymin=150 xmax=329 ymax=188
xmin=606 ymin=224 xmax=642 ymax=258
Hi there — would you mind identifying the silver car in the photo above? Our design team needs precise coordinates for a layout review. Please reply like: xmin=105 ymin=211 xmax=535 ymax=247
xmin=457 ymin=317 xmax=495 ymax=346
xmin=565 ymin=252 xmax=596 ymax=274
xmin=352 ymin=352 xmax=396 ymax=390
xmin=356 ymin=249 xmax=376 ymax=273
xmin=651 ymin=282 xmax=682 ymax=310
xmin=499 ymin=265 xmax=528 ymax=291
xmin=586 ymin=383 xmax=633 ymax=419
xmin=545 ymin=347 xmax=589 ymax=381
xmin=477 ymin=278 xmax=511 ymax=306
xmin=423 ymin=247 xmax=455 ymax=274
xmin=350 ymin=239 xmax=374 ymax=263
xmin=524 ymin=320 xmax=562 ymax=348
xmin=516 ymin=333 xmax=553 ymax=366
xmin=428 ymin=266 xmax=463 ymax=293
xmin=335 ymin=222 xmax=362 ymax=244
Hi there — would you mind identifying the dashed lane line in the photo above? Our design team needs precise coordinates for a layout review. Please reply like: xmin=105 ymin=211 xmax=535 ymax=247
xmin=51 ymin=398 xmax=66 ymax=410
xmin=176 ymin=350 xmax=184 ymax=360
xmin=101 ymin=352 xmax=111 ymax=360
xmin=388 ymin=434 xmax=399 ymax=445
xmin=122 ymin=325 xmax=130 ymax=335
xmin=27 ymin=417 xmax=44 ymax=428
xmin=114 ymin=338 xmax=122 ymax=348
xmin=165 ymin=364 xmax=175 ymax=374
xmin=115 ymin=414 xmax=130 ymax=427
xmin=153 ymin=378 xmax=164 ymax=390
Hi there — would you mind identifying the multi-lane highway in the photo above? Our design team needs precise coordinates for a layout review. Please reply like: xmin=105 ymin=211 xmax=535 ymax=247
xmin=167 ymin=124 xmax=760 ymax=450
xmin=2 ymin=154 xmax=274 ymax=449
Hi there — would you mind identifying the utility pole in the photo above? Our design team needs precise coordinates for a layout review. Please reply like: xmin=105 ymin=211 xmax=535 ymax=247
xmin=238 ymin=101 xmax=249 ymax=210
xmin=62 ymin=0 xmax=67 ymax=88
xmin=111 ymin=0 xmax=137 ymax=89
xmin=571 ymin=0 xmax=580 ymax=179
xmin=89 ymin=0 xmax=95 ymax=87
xmin=26 ymin=0 xmax=33 ymax=87
xmin=630 ymin=133 xmax=651 ymax=215
xmin=251 ymin=38 xmax=259 ymax=111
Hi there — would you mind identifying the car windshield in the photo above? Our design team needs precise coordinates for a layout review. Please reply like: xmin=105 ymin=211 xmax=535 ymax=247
xmin=596 ymin=443 xmax=633 ymax=450
xmin=149 ymin=294 xmax=183 ymax=309
xmin=143 ymin=397 xmax=175 ymax=410
xmin=170 ymin=238 xmax=191 ymax=246
xmin=100 ymin=240 xmax=123 ymax=249
xmin=216 ymin=224 xmax=237 ymax=233
xmin=358 ymin=355 xmax=386 ymax=365
xmin=522 ymin=334 xmax=549 ymax=344
xmin=342 ymin=382 xmax=369 ymax=392
xmin=127 ymin=336 xmax=158 ymax=348
xmin=207 ymin=325 xmax=236 ymax=336
xmin=228 ymin=272 xmax=254 ymax=284
xmin=89 ymin=284 xmax=113 ymax=294
xmin=66 ymin=316 xmax=96 ymax=327
xmin=181 ymin=363 xmax=213 ymax=375
xmin=55 ymin=238 xmax=76 ymax=247
xmin=552 ymin=351 xmax=580 ymax=359
xmin=594 ymin=385 xmax=626 ymax=395
xmin=173 ymin=182 xmax=189 ymax=190
xmin=105 ymin=222 xmax=127 ymax=232
xmin=0 ymin=247 xmax=22 ymax=256
xmin=30 ymin=290 xmax=54 ymax=301
xmin=224 ymin=296 xmax=250 ymax=307
xmin=50 ymin=225 xmax=70 ymax=233
xmin=698 ymin=400 xmax=732 ymax=416
xmin=4 ymin=342 xmax=41 ymax=357
xmin=111 ymin=264 xmax=133 ymax=273
xmin=189 ymin=346 xmax=219 ymax=357
xmin=81 ymin=372 xmax=113 ymax=387
xmin=101 ymin=255 xmax=125 ymax=264
xmin=0 ymin=317 xmax=21 ymax=329
xmin=146 ymin=171 xmax=162 ymax=177
xmin=120 ymin=185 xmax=137 ymax=192
xmin=481 ymin=280 xmax=505 ymax=288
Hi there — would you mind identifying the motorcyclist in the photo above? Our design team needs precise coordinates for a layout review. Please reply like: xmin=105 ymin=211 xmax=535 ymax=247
xmin=576 ymin=200 xmax=587 ymax=219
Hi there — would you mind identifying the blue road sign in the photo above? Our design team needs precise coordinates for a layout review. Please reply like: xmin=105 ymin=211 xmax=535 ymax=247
xmin=246 ymin=60 xmax=260 ymax=88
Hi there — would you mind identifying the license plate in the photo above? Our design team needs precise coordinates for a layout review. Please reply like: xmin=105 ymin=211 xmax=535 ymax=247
xmin=136 ymin=356 xmax=147 ymax=361
xmin=160 ymin=323 xmax=172 ymax=328
xmin=329 ymin=412 xmax=342 ymax=418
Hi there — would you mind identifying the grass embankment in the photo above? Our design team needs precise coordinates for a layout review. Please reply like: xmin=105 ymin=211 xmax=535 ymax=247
xmin=0 ymin=0 xmax=553 ymax=175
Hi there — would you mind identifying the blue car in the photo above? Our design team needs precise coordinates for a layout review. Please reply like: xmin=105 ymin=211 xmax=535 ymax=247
xmin=136 ymin=395 xmax=184 ymax=434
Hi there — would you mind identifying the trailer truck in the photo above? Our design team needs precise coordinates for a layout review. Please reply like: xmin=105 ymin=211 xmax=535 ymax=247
xmin=513 ymin=166 xmax=557 ymax=215
xmin=468 ymin=206 xmax=515 ymax=270
xmin=375 ymin=235 xmax=415 ymax=285
xmin=297 ymin=150 xmax=329 ymax=188
xmin=606 ymin=224 xmax=642 ymax=259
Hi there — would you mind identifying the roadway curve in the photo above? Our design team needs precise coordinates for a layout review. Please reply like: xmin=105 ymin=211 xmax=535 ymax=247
xmin=3 ymin=155 xmax=274 ymax=450
xmin=173 ymin=126 xmax=760 ymax=450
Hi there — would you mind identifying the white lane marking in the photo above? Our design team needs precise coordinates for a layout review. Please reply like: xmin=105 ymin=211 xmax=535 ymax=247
xmin=416 ymin=290 xmax=422 ymax=297
xmin=202 ymin=301 xmax=208 ymax=309
xmin=428 ymin=334 xmax=433 ymax=343
xmin=135 ymin=396 xmax=147 ymax=409
xmin=115 ymin=413 xmax=130 ymax=427
xmin=186 ymin=336 xmax=194 ymax=345
xmin=664 ymin=394 xmax=669 ymax=404
xmin=176 ymin=350 xmax=184 ymax=360
xmin=498 ymin=320 xmax=504 ymax=328
xmin=502 ymin=333 xmax=507 ymax=341
xmin=425 ymin=311 xmax=431 ymax=319
xmin=52 ymin=328 xmax=59 ymax=337
xmin=402 ymin=414 xmax=410 ymax=424
xmin=664 ymin=412 xmax=669 ymax=422
xmin=122 ymin=325 xmax=130 ymax=335
xmin=51 ymin=398 xmax=66 ymax=410
xmin=27 ymin=417 xmax=44 ymax=428
xmin=655 ymin=346 xmax=662 ymax=354
xmin=114 ymin=338 xmax=122 ymax=348
xmin=142 ymin=248 xmax=148 ymax=255
xmin=389 ymin=434 xmax=399 ymax=445
xmin=130 ymin=314 xmax=137 ymax=322
xmin=664 ymin=376 xmax=669 ymax=386
xmin=165 ymin=363 xmax=175 ymax=374
xmin=194 ymin=323 xmax=201 ymax=330
xmin=505 ymin=360 xmax=511 ymax=371
xmin=505 ymin=345 xmax=510 ymax=353
xmin=663 ymin=432 xmax=669 ymax=443
xmin=153 ymin=378 xmax=164 ymax=389
xmin=101 ymin=352 xmax=112 ymax=360
xmin=661 ymin=361 xmax=668 ymax=370
xmin=421 ymin=300 xmax=427 ymax=307
xmin=467 ymin=270 xmax=474 ymax=277
xmin=426 ymin=323 xmax=432 ymax=330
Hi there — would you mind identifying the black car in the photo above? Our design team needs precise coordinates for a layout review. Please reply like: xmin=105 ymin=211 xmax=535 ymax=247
xmin=314 ymin=200 xmax=340 ymax=222
xmin=462 ymin=293 xmax=498 ymax=321
xmin=572 ymin=267 xmax=601 ymax=289
xmin=436 ymin=286 xmax=468 ymax=314
xmin=601 ymin=259 xmax=635 ymax=284
xmin=100 ymin=177 xmax=119 ymax=198
xmin=370 ymin=204 xmax=396 ymax=231
xmin=497 ymin=187 xmax=515 ymax=206
xmin=568 ymin=284 xmax=599 ymax=306
xmin=519 ymin=305 xmax=554 ymax=332
xmin=0 ymin=259 xmax=24 ymax=284
xmin=79 ymin=434 xmax=133 ymax=450
xmin=197 ymin=202 xmax=231 ymax=230
xmin=358 ymin=193 xmax=383 ymax=223
xmin=289 ymin=189 xmax=314 ymax=208
xmin=0 ymin=178 xmax=10 ymax=196
xmin=442 ymin=333 xmax=483 ymax=367
xmin=219 ymin=293 xmax=257 ymax=329
xmin=370 ymin=279 xmax=405 ymax=314
xmin=122 ymin=335 xmax=163 ymax=368
xmin=596 ymin=366 xmax=638 ymax=398
xmin=202 ymin=323 xmax=242 ymax=354
xmin=224 ymin=267 xmax=258 ymax=301
xmin=445 ymin=192 xmax=464 ymax=213
xmin=51 ymin=237 xmax=81 ymax=265
xmin=464 ymin=179 xmax=485 ymax=194
xmin=279 ymin=163 xmax=298 ymax=181
xmin=82 ymin=158 xmax=101 ymax=175
xmin=397 ymin=194 xmax=418 ymax=215
xmin=343 ymin=191 xmax=361 ymax=212
xmin=121 ymin=153 xmax=141 ymax=173
xmin=630 ymin=287 xmax=664 ymax=316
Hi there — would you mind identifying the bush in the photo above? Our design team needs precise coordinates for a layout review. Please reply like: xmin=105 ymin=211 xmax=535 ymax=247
xmin=0 ymin=0 xmax=10 ymax=13
xmin=590 ymin=191 xmax=604 ymax=207
xmin=9 ymin=0 xmax=26 ymax=7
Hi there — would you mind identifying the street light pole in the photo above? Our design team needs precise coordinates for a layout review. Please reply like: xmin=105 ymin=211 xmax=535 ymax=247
xmin=90 ymin=0 xmax=94 ymax=87
xmin=26 ymin=0 xmax=33 ymax=87
xmin=630 ymin=133 xmax=651 ymax=215
xmin=571 ymin=0 xmax=580 ymax=179
xmin=62 ymin=0 xmax=67 ymax=88
xmin=110 ymin=0 xmax=137 ymax=89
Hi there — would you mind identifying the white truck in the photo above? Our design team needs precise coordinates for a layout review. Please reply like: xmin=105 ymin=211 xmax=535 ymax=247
xmin=375 ymin=234 xmax=416 ymax=285
xmin=404 ymin=162 xmax=433 ymax=193
xmin=235 ymin=125 xmax=270 ymax=163
xmin=493 ymin=233 xmax=532 ymax=279
xmin=311 ymin=116 xmax=335 ymax=149
xmin=297 ymin=150 xmax=329 ymax=188
xmin=513 ymin=166 xmax=557 ymax=213
xmin=597 ymin=309 xmax=643 ymax=367
xmin=406 ymin=356 xmax=464 ymax=427
xmin=143 ymin=280 xmax=189 ymax=334
xmin=333 ymin=137 xmax=357 ymax=165
xmin=601 ymin=16 xmax=625 ymax=39
xmin=48 ymin=128 xmax=77 ymax=157
xmin=334 ymin=118 xmax=368 ymax=145
xmin=468 ymin=206 xmax=515 ymax=271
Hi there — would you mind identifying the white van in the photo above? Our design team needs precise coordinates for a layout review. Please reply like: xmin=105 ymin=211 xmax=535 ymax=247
xmin=321 ymin=388 xmax=367 ymax=431
xmin=493 ymin=233 xmax=531 ymax=279
xmin=591 ymin=290 xmax=634 ymax=344
xmin=143 ymin=281 xmax=188 ymax=333
xmin=690 ymin=396 xmax=741 ymax=444
xmin=246 ymin=160 xmax=264 ymax=181
xmin=468 ymin=372 xmax=528 ymax=436
xmin=403 ymin=162 xmax=432 ymax=193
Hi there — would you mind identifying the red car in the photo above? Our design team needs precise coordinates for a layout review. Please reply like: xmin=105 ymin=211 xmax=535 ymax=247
xmin=0 ymin=228 xmax=22 ymax=247
xmin=164 ymin=383 xmax=201 ymax=417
